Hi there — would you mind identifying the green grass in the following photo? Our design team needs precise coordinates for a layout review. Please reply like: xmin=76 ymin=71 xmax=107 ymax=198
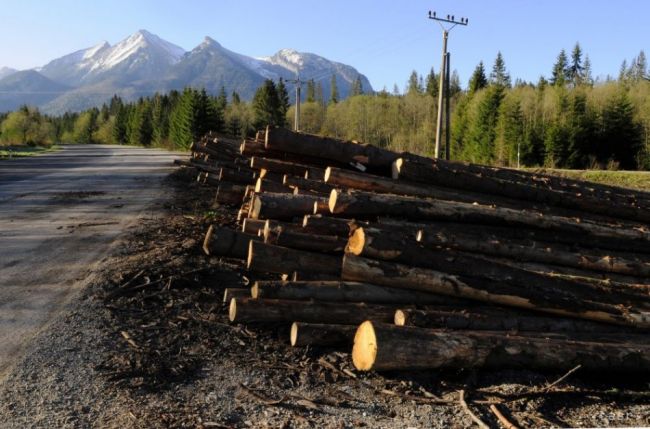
xmin=0 ymin=145 xmax=59 ymax=159
xmin=530 ymin=168 xmax=650 ymax=191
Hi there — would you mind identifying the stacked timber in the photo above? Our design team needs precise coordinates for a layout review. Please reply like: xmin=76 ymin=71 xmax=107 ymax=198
xmin=187 ymin=126 xmax=650 ymax=374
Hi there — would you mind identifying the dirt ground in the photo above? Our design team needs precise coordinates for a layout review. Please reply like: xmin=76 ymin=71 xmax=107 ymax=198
xmin=0 ymin=168 xmax=648 ymax=428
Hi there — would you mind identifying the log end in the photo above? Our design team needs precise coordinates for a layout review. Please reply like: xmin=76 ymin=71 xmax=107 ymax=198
xmin=228 ymin=298 xmax=238 ymax=322
xmin=346 ymin=227 xmax=365 ymax=256
xmin=352 ymin=320 xmax=377 ymax=371
xmin=254 ymin=178 xmax=263 ymax=193
xmin=290 ymin=322 xmax=299 ymax=346
xmin=264 ymin=125 xmax=271 ymax=149
xmin=391 ymin=158 xmax=404 ymax=180
xmin=246 ymin=240 xmax=255 ymax=270
xmin=251 ymin=282 xmax=260 ymax=299
xmin=394 ymin=309 xmax=407 ymax=326
xmin=328 ymin=189 xmax=338 ymax=214
xmin=415 ymin=230 xmax=424 ymax=242
xmin=202 ymin=225 xmax=214 ymax=255
xmin=250 ymin=195 xmax=262 ymax=219
xmin=323 ymin=167 xmax=332 ymax=183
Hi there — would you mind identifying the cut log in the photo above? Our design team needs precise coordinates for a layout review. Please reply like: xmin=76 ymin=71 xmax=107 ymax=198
xmin=229 ymin=297 xmax=396 ymax=324
xmin=223 ymin=288 xmax=251 ymax=303
xmin=284 ymin=175 xmax=336 ymax=194
xmin=292 ymin=187 xmax=330 ymax=198
xmin=265 ymin=126 xmax=427 ymax=173
xmin=290 ymin=322 xmax=358 ymax=347
xmin=258 ymin=169 xmax=284 ymax=182
xmin=250 ymin=193 xmax=326 ymax=220
xmin=290 ymin=271 xmax=340 ymax=281
xmin=302 ymin=214 xmax=356 ymax=237
xmin=255 ymin=178 xmax=293 ymax=194
xmin=262 ymin=219 xmax=306 ymax=236
xmin=252 ymin=280 xmax=473 ymax=305
xmin=247 ymin=241 xmax=342 ymax=276
xmin=394 ymin=308 xmax=634 ymax=333
xmin=213 ymin=183 xmax=247 ymax=206
xmin=203 ymin=225 xmax=259 ymax=259
xmin=241 ymin=218 xmax=266 ymax=235
xmin=329 ymin=189 xmax=650 ymax=244
xmin=341 ymin=255 xmax=650 ymax=328
xmin=393 ymin=158 xmax=650 ymax=223
xmin=264 ymin=227 xmax=347 ymax=254
xmin=219 ymin=167 xmax=256 ymax=185
xmin=416 ymin=226 xmax=650 ymax=278
xmin=250 ymin=156 xmax=311 ymax=177
xmin=304 ymin=167 xmax=326 ymax=182
xmin=346 ymin=228 xmax=650 ymax=308
xmin=352 ymin=322 xmax=650 ymax=372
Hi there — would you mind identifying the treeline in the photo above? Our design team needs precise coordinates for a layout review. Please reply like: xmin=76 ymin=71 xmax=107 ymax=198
xmin=1 ymin=44 xmax=649 ymax=170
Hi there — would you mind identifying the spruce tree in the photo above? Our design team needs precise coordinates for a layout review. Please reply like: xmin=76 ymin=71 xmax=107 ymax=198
xmin=569 ymin=43 xmax=584 ymax=86
xmin=551 ymin=49 xmax=569 ymax=86
xmin=169 ymin=88 xmax=198 ymax=149
xmin=231 ymin=91 xmax=241 ymax=105
xmin=329 ymin=74 xmax=339 ymax=104
xmin=351 ymin=75 xmax=363 ymax=96
xmin=316 ymin=82 xmax=324 ymax=105
xmin=276 ymin=78 xmax=290 ymax=126
xmin=216 ymin=86 xmax=228 ymax=111
xmin=112 ymin=103 xmax=128 ymax=144
xmin=253 ymin=79 xmax=281 ymax=128
xmin=489 ymin=52 xmax=511 ymax=88
xmin=306 ymin=79 xmax=316 ymax=102
xmin=425 ymin=67 xmax=439 ymax=98
xmin=468 ymin=61 xmax=488 ymax=93
xmin=583 ymin=55 xmax=594 ymax=86
xmin=407 ymin=70 xmax=422 ymax=94
xmin=129 ymin=100 xmax=153 ymax=147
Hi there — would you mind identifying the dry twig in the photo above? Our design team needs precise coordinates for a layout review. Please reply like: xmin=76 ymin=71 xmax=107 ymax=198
xmin=458 ymin=390 xmax=490 ymax=429
xmin=489 ymin=404 xmax=519 ymax=429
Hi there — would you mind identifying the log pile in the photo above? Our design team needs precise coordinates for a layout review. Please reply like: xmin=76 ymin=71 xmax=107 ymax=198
xmin=181 ymin=127 xmax=650 ymax=375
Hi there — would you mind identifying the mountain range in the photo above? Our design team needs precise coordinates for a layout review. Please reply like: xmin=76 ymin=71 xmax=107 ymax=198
xmin=0 ymin=30 xmax=373 ymax=114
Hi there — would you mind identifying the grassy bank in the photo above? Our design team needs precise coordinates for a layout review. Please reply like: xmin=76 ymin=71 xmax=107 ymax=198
xmin=0 ymin=145 xmax=59 ymax=159
xmin=531 ymin=168 xmax=650 ymax=191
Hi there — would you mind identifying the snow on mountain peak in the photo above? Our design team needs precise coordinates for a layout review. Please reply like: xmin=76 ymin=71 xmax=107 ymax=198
xmin=82 ymin=41 xmax=110 ymax=60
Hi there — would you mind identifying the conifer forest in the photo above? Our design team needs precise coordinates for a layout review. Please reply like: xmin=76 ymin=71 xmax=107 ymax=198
xmin=1 ymin=44 xmax=649 ymax=171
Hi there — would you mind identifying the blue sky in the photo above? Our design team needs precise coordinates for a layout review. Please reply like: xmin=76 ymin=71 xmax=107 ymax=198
xmin=1 ymin=0 xmax=648 ymax=90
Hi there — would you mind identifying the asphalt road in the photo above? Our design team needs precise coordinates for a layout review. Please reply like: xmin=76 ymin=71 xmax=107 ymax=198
xmin=0 ymin=145 xmax=180 ymax=377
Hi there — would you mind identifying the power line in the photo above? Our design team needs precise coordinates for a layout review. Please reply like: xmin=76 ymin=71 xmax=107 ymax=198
xmin=428 ymin=10 xmax=468 ymax=160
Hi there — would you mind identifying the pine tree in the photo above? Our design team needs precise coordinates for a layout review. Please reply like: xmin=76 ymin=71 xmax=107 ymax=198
xmin=231 ymin=91 xmax=241 ymax=105
xmin=112 ymin=103 xmax=128 ymax=144
xmin=632 ymin=50 xmax=648 ymax=81
xmin=551 ymin=49 xmax=569 ymax=86
xmin=329 ymin=74 xmax=339 ymax=104
xmin=407 ymin=70 xmax=423 ymax=94
xmin=128 ymin=100 xmax=153 ymax=146
xmin=425 ymin=67 xmax=439 ymax=98
xmin=253 ymin=79 xmax=281 ymax=128
xmin=599 ymin=90 xmax=643 ymax=169
xmin=216 ymin=86 xmax=228 ymax=111
xmin=569 ymin=42 xmax=584 ymax=86
xmin=465 ymin=85 xmax=505 ymax=162
xmin=151 ymin=93 xmax=171 ymax=146
xmin=468 ymin=61 xmax=488 ymax=93
xmin=494 ymin=96 xmax=524 ymax=166
xmin=169 ymin=88 xmax=198 ymax=149
xmin=619 ymin=59 xmax=630 ymax=83
xmin=351 ymin=75 xmax=364 ymax=96
xmin=276 ymin=78 xmax=290 ymax=126
xmin=306 ymin=79 xmax=316 ymax=102
xmin=583 ymin=55 xmax=594 ymax=86
xmin=489 ymin=52 xmax=511 ymax=88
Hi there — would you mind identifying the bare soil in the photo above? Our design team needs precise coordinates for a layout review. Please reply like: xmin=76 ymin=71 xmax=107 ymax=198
xmin=0 ymin=169 xmax=648 ymax=428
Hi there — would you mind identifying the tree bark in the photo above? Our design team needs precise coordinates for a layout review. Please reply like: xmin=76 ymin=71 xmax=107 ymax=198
xmin=247 ymin=241 xmax=342 ymax=276
xmin=219 ymin=167 xmax=256 ymax=185
xmin=203 ymin=225 xmax=259 ymax=259
xmin=394 ymin=308 xmax=634 ymax=333
xmin=252 ymin=280 xmax=472 ymax=305
xmin=223 ymin=288 xmax=251 ymax=303
xmin=290 ymin=322 xmax=358 ymax=347
xmin=352 ymin=321 xmax=650 ymax=372
xmin=254 ymin=178 xmax=293 ymax=194
xmin=393 ymin=158 xmax=650 ymax=223
xmin=229 ymin=297 xmax=396 ymax=324
xmin=265 ymin=126 xmax=427 ymax=174
xmin=341 ymin=255 xmax=650 ymax=328
xmin=302 ymin=214 xmax=357 ymax=237
xmin=213 ymin=183 xmax=247 ymax=206
xmin=264 ymin=228 xmax=347 ymax=254
xmin=284 ymin=175 xmax=336 ymax=195
xmin=329 ymin=189 xmax=650 ymax=244
xmin=250 ymin=156 xmax=312 ymax=177
xmin=417 ymin=226 xmax=650 ymax=278
xmin=250 ymin=193 xmax=327 ymax=220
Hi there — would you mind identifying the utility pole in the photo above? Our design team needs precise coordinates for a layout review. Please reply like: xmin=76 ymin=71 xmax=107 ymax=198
xmin=288 ymin=75 xmax=304 ymax=132
xmin=428 ymin=11 xmax=468 ymax=159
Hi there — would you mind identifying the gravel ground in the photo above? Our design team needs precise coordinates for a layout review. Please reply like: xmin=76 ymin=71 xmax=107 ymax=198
xmin=0 ymin=169 xmax=648 ymax=428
